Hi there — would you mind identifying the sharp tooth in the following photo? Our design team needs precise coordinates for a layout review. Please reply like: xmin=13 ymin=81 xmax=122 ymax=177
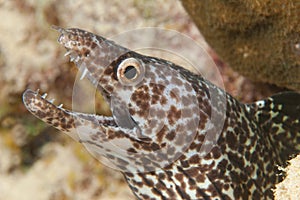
xmin=80 ymin=68 xmax=89 ymax=80
xmin=41 ymin=93 xmax=48 ymax=98
xmin=75 ymin=56 xmax=80 ymax=63
xmin=64 ymin=51 xmax=72 ymax=57
xmin=92 ymin=79 xmax=98 ymax=85
xmin=49 ymin=99 xmax=55 ymax=103
xmin=58 ymin=104 xmax=63 ymax=108
xmin=36 ymin=89 xmax=40 ymax=94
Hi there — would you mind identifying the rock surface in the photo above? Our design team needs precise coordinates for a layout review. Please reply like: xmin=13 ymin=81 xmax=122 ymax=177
xmin=182 ymin=0 xmax=300 ymax=91
xmin=275 ymin=155 xmax=300 ymax=200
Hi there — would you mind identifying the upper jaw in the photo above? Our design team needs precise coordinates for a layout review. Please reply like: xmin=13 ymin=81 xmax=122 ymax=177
xmin=22 ymin=27 xmax=136 ymax=139
xmin=54 ymin=26 xmax=104 ymax=88
xmin=53 ymin=26 xmax=128 ymax=100
xmin=54 ymin=27 xmax=142 ymax=130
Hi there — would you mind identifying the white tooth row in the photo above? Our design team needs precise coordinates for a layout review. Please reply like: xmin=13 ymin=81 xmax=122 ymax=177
xmin=80 ymin=67 xmax=89 ymax=80
xmin=70 ymin=56 xmax=80 ymax=63
xmin=41 ymin=93 xmax=47 ymax=98
xmin=65 ymin=50 xmax=88 ymax=80
xmin=64 ymin=51 xmax=72 ymax=57
xmin=65 ymin=50 xmax=80 ymax=63
xmin=39 ymin=91 xmax=64 ymax=109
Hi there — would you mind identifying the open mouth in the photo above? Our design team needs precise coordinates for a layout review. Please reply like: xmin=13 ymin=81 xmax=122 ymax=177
xmin=23 ymin=85 xmax=148 ymax=173
xmin=22 ymin=27 xmax=202 ymax=173
xmin=22 ymin=26 xmax=134 ymax=142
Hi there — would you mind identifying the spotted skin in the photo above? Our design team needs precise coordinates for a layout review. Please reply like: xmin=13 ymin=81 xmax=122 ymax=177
xmin=23 ymin=27 xmax=300 ymax=199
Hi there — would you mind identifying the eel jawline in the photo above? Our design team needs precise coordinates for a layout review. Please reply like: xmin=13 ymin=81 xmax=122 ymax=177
xmin=22 ymin=89 xmax=118 ymax=141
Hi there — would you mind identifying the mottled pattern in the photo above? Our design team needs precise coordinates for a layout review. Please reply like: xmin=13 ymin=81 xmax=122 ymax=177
xmin=23 ymin=27 xmax=300 ymax=199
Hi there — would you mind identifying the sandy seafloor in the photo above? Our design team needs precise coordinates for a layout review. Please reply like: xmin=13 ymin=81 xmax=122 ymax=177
xmin=0 ymin=0 xmax=298 ymax=199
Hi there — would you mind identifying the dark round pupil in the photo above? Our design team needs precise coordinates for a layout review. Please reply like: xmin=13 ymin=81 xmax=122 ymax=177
xmin=124 ymin=65 xmax=137 ymax=79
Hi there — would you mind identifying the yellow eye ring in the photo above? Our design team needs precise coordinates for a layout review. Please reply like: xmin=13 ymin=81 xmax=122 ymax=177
xmin=117 ymin=58 xmax=145 ymax=86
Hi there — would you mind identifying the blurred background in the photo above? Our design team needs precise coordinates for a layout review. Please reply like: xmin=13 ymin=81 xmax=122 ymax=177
xmin=0 ymin=0 xmax=290 ymax=200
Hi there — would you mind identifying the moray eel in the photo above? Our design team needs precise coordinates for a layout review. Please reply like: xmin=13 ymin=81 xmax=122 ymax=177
xmin=23 ymin=27 xmax=300 ymax=199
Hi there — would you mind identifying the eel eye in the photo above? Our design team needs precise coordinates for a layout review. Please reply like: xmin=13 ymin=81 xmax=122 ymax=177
xmin=117 ymin=57 xmax=145 ymax=86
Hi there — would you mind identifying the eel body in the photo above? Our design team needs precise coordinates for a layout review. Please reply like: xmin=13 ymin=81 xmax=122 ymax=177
xmin=23 ymin=27 xmax=300 ymax=199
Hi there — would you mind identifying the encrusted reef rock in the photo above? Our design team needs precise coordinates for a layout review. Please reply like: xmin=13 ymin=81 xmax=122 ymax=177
xmin=181 ymin=0 xmax=300 ymax=91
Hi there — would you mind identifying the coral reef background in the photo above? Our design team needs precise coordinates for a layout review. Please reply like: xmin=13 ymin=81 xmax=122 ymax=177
xmin=0 ymin=0 xmax=298 ymax=199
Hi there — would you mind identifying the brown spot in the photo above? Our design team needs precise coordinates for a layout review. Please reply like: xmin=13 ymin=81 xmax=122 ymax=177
xmin=170 ymin=90 xmax=179 ymax=102
xmin=132 ymin=180 xmax=143 ymax=187
xmin=189 ymin=154 xmax=200 ymax=164
xmin=171 ymin=76 xmax=183 ymax=86
xmin=117 ymin=158 xmax=129 ymax=166
xmin=127 ymin=148 xmax=137 ymax=153
xmin=180 ymin=160 xmax=190 ymax=168
xmin=133 ymin=142 xmax=141 ymax=149
xmin=124 ymin=172 xmax=134 ymax=177
xmin=233 ymin=184 xmax=242 ymax=199
xmin=228 ymin=151 xmax=245 ymax=169
xmin=138 ymin=102 xmax=150 ymax=115
xmin=158 ymin=173 xmax=166 ymax=180
xmin=141 ymin=143 xmax=152 ymax=152
xmin=189 ymin=142 xmax=198 ymax=150
xmin=156 ymin=126 xmax=167 ymax=143
xmin=36 ymin=110 xmax=46 ymax=118
xmin=91 ymin=42 xmax=97 ymax=49
xmin=185 ymin=167 xmax=199 ymax=178
xmin=129 ymin=109 xmax=137 ymax=118
xmin=167 ymin=105 xmax=181 ymax=125
xmin=175 ymin=173 xmax=183 ymax=182
xmin=106 ymin=154 xmax=115 ymax=160
xmin=166 ymin=187 xmax=176 ymax=198
xmin=195 ymin=174 xmax=205 ymax=182
xmin=151 ymin=83 xmax=165 ymax=95
xmin=141 ymin=194 xmax=150 ymax=199
xmin=211 ymin=146 xmax=221 ymax=159
xmin=166 ymin=130 xmax=176 ymax=141
xmin=139 ymin=85 xmax=149 ymax=92
xmin=151 ymin=94 xmax=159 ymax=104
xmin=85 ymin=41 xmax=91 ymax=47
xmin=103 ymin=66 xmax=114 ymax=75
xmin=142 ymin=177 xmax=154 ymax=187
xmin=151 ymin=188 xmax=162 ymax=196
xmin=150 ymin=143 xmax=160 ymax=151
xmin=184 ymin=82 xmax=192 ymax=92
xmin=226 ymin=130 xmax=237 ymax=150
xmin=105 ymin=85 xmax=114 ymax=93
xmin=131 ymin=92 xmax=138 ymax=101
xmin=136 ymin=88 xmax=150 ymax=100
xmin=160 ymin=96 xmax=167 ymax=105
xmin=156 ymin=182 xmax=167 ymax=192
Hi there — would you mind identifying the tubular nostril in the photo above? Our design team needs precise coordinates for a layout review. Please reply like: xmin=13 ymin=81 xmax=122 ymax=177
xmin=22 ymin=89 xmax=37 ymax=105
